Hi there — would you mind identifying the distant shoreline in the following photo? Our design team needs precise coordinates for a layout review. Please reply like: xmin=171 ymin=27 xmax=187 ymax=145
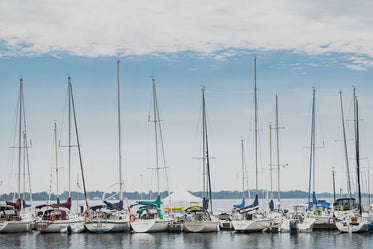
xmin=2 ymin=190 xmax=369 ymax=201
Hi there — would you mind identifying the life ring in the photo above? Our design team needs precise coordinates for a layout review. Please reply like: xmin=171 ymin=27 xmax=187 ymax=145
xmin=130 ymin=214 xmax=136 ymax=222
xmin=50 ymin=214 xmax=56 ymax=221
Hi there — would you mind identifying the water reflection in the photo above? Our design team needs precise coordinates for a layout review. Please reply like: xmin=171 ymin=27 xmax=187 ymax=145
xmin=35 ymin=232 xmax=72 ymax=248
xmin=0 ymin=232 xmax=34 ymax=249
xmin=1 ymin=230 xmax=373 ymax=248
xmin=82 ymin=232 xmax=128 ymax=248
xmin=182 ymin=232 xmax=220 ymax=249
xmin=130 ymin=232 xmax=179 ymax=248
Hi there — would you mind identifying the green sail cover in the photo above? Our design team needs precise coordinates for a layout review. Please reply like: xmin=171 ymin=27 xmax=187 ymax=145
xmin=130 ymin=196 xmax=161 ymax=208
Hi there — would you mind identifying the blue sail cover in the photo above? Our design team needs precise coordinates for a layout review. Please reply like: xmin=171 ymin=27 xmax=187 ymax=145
xmin=104 ymin=200 xmax=123 ymax=211
xmin=269 ymin=199 xmax=274 ymax=211
xmin=239 ymin=194 xmax=259 ymax=214
xmin=308 ymin=192 xmax=330 ymax=210
xmin=22 ymin=200 xmax=31 ymax=208
xmin=233 ymin=199 xmax=245 ymax=209
xmin=203 ymin=197 xmax=209 ymax=211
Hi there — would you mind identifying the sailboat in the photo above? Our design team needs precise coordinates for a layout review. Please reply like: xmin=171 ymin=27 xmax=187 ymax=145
xmin=303 ymin=88 xmax=332 ymax=230
xmin=267 ymin=96 xmax=288 ymax=232
xmin=231 ymin=57 xmax=271 ymax=233
xmin=335 ymin=89 xmax=370 ymax=233
xmin=182 ymin=86 xmax=220 ymax=233
xmin=333 ymin=90 xmax=358 ymax=216
xmin=0 ymin=78 xmax=33 ymax=233
xmin=130 ymin=77 xmax=172 ymax=233
xmin=35 ymin=76 xmax=88 ymax=233
xmin=85 ymin=60 xmax=130 ymax=233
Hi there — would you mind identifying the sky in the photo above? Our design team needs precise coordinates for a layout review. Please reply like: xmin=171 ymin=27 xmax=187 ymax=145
xmin=0 ymin=0 xmax=373 ymax=197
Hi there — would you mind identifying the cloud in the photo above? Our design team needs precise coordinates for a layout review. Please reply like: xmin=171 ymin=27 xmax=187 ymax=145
xmin=344 ymin=56 xmax=373 ymax=71
xmin=1 ymin=0 xmax=373 ymax=69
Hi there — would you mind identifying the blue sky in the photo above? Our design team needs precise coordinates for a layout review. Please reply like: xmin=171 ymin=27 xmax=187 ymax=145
xmin=1 ymin=1 xmax=373 ymax=197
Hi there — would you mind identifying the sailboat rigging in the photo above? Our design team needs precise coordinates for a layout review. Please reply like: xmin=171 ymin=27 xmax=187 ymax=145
xmin=182 ymin=86 xmax=220 ymax=233
xmin=85 ymin=60 xmax=130 ymax=233
xmin=130 ymin=77 xmax=172 ymax=233
xmin=231 ymin=57 xmax=271 ymax=233
xmin=35 ymin=76 xmax=87 ymax=233
xmin=0 ymin=78 xmax=33 ymax=233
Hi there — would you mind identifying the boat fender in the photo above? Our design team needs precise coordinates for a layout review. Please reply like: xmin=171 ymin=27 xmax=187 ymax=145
xmin=50 ymin=214 xmax=56 ymax=221
xmin=130 ymin=214 xmax=136 ymax=222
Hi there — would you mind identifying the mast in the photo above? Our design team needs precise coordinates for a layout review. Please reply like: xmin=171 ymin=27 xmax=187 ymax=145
xmin=24 ymin=132 xmax=32 ymax=203
xmin=202 ymin=86 xmax=206 ymax=199
xmin=332 ymin=167 xmax=336 ymax=202
xmin=241 ymin=139 xmax=245 ymax=200
xmin=54 ymin=122 xmax=60 ymax=204
xmin=269 ymin=124 xmax=273 ymax=200
xmin=68 ymin=76 xmax=72 ymax=198
xmin=308 ymin=88 xmax=316 ymax=206
xmin=254 ymin=57 xmax=258 ymax=195
xmin=275 ymin=94 xmax=281 ymax=204
xmin=355 ymin=98 xmax=362 ymax=215
xmin=70 ymin=82 xmax=90 ymax=211
xmin=152 ymin=77 xmax=160 ymax=196
xmin=202 ymin=86 xmax=213 ymax=213
xmin=20 ymin=85 xmax=32 ymax=204
xmin=117 ymin=60 xmax=123 ymax=201
xmin=22 ymin=132 xmax=26 ymax=202
xmin=18 ymin=78 xmax=23 ymax=200
xmin=339 ymin=90 xmax=351 ymax=197
xmin=353 ymin=87 xmax=357 ymax=195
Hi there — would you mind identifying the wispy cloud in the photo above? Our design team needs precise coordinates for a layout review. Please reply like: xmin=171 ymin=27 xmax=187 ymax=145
xmin=344 ymin=56 xmax=373 ymax=71
xmin=1 ymin=0 xmax=373 ymax=69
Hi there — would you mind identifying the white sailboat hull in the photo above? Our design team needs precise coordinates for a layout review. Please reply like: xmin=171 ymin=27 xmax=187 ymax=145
xmin=232 ymin=219 xmax=270 ymax=232
xmin=35 ymin=217 xmax=85 ymax=233
xmin=280 ymin=218 xmax=315 ymax=233
xmin=0 ymin=220 xmax=33 ymax=233
xmin=85 ymin=220 xmax=130 ymax=233
xmin=131 ymin=219 xmax=169 ymax=233
xmin=335 ymin=217 xmax=370 ymax=233
xmin=183 ymin=221 xmax=220 ymax=233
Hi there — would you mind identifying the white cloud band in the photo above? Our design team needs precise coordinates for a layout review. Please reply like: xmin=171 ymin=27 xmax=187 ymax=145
xmin=1 ymin=0 xmax=372 ymax=68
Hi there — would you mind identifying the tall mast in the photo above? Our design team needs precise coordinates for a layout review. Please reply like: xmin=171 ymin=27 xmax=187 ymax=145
xmin=312 ymin=90 xmax=316 ymax=194
xmin=308 ymin=88 xmax=316 ymax=205
xmin=18 ymin=78 xmax=23 ymax=199
xmin=117 ymin=60 xmax=123 ymax=201
xmin=202 ymin=86 xmax=213 ymax=213
xmin=241 ymin=139 xmax=245 ymax=200
xmin=355 ymin=98 xmax=362 ymax=215
xmin=332 ymin=167 xmax=336 ymax=202
xmin=152 ymin=78 xmax=160 ymax=196
xmin=254 ymin=57 xmax=258 ymax=195
xmin=70 ymin=83 xmax=90 ymax=211
xmin=275 ymin=94 xmax=281 ymax=204
xmin=68 ymin=76 xmax=72 ymax=198
xmin=269 ymin=124 xmax=273 ymax=200
xmin=353 ymin=87 xmax=357 ymax=194
xmin=202 ymin=86 xmax=206 ymax=199
xmin=339 ymin=90 xmax=352 ymax=197
xmin=22 ymin=132 xmax=26 ymax=201
xmin=148 ymin=79 xmax=171 ymax=205
xmin=54 ymin=122 xmax=60 ymax=204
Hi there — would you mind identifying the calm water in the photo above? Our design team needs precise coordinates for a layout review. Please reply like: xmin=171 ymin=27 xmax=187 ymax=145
xmin=1 ymin=198 xmax=373 ymax=248
xmin=1 ymin=230 xmax=373 ymax=249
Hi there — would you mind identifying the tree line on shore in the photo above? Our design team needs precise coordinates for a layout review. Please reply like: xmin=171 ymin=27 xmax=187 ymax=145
xmin=0 ymin=189 xmax=347 ymax=201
